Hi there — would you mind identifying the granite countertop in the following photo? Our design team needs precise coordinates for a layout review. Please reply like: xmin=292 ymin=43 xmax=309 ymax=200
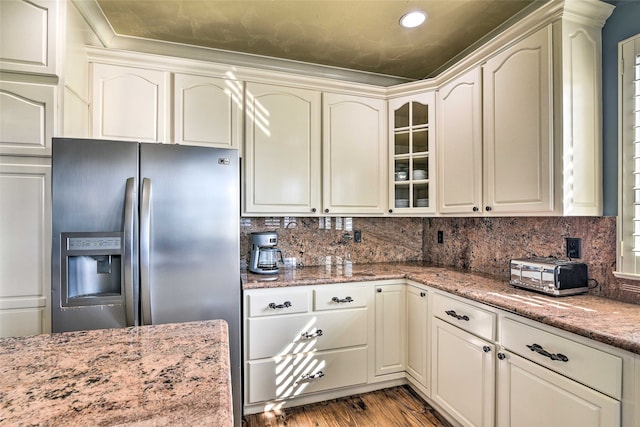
xmin=243 ymin=262 xmax=640 ymax=356
xmin=0 ymin=320 xmax=232 ymax=426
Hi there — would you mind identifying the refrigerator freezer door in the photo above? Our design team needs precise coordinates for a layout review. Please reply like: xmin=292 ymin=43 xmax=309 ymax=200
xmin=52 ymin=138 xmax=139 ymax=332
xmin=139 ymin=143 xmax=240 ymax=324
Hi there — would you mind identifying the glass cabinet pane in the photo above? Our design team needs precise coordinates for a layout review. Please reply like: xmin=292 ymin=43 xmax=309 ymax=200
xmin=413 ymin=129 xmax=428 ymax=153
xmin=412 ymin=102 xmax=428 ymax=126
xmin=395 ymin=184 xmax=409 ymax=208
xmin=413 ymin=184 xmax=429 ymax=207
xmin=395 ymin=132 xmax=409 ymax=155
xmin=395 ymin=103 xmax=410 ymax=128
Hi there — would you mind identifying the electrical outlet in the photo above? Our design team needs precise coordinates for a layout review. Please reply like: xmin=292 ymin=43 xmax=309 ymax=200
xmin=354 ymin=230 xmax=362 ymax=243
xmin=566 ymin=237 xmax=582 ymax=259
xmin=437 ymin=231 xmax=444 ymax=244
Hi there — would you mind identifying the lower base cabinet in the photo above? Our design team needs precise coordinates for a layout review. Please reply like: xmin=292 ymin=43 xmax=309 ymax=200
xmin=497 ymin=351 xmax=620 ymax=427
xmin=243 ymin=281 xmax=636 ymax=426
xmin=431 ymin=317 xmax=495 ymax=427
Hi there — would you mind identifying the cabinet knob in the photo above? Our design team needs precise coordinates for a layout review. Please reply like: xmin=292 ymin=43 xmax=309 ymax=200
xmin=420 ymin=292 xmax=426 ymax=297
xmin=472 ymin=206 xmax=479 ymax=212
xmin=376 ymin=288 xmax=382 ymax=293
xmin=485 ymin=206 xmax=492 ymax=212
xmin=483 ymin=346 xmax=491 ymax=353
xmin=311 ymin=208 xmax=317 ymax=213
xmin=497 ymin=352 xmax=506 ymax=360
xmin=389 ymin=209 xmax=393 ymax=213
xmin=325 ymin=208 xmax=330 ymax=214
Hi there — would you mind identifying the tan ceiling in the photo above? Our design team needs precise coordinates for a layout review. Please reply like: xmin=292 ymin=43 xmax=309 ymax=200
xmin=95 ymin=0 xmax=543 ymax=80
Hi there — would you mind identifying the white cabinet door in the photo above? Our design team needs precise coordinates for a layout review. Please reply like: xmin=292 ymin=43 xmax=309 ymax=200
xmin=91 ymin=63 xmax=168 ymax=143
xmin=323 ymin=93 xmax=387 ymax=215
xmin=432 ymin=317 xmax=495 ymax=427
xmin=406 ymin=285 xmax=428 ymax=389
xmin=437 ymin=68 xmax=483 ymax=214
xmin=0 ymin=157 xmax=51 ymax=337
xmin=244 ymin=82 xmax=321 ymax=215
xmin=0 ymin=0 xmax=59 ymax=76
xmin=374 ymin=283 xmax=406 ymax=376
xmin=388 ymin=92 xmax=436 ymax=214
xmin=483 ymin=26 xmax=553 ymax=214
xmin=0 ymin=81 xmax=56 ymax=156
xmin=173 ymin=73 xmax=242 ymax=149
xmin=496 ymin=350 xmax=620 ymax=427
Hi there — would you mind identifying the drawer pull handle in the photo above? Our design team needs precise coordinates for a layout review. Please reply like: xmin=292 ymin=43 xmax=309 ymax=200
xmin=268 ymin=301 xmax=292 ymax=309
xmin=526 ymin=343 xmax=569 ymax=362
xmin=299 ymin=371 xmax=324 ymax=382
xmin=445 ymin=310 xmax=469 ymax=321
xmin=332 ymin=296 xmax=353 ymax=303
xmin=301 ymin=329 xmax=323 ymax=339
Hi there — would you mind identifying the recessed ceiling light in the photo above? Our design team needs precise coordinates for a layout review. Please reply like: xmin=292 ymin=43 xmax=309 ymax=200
xmin=400 ymin=11 xmax=427 ymax=29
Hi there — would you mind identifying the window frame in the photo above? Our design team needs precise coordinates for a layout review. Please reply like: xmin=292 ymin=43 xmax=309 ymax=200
xmin=615 ymin=33 xmax=640 ymax=280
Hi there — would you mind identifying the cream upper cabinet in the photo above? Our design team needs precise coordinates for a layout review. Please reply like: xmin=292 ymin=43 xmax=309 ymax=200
xmin=0 ymin=0 xmax=59 ymax=76
xmin=173 ymin=73 xmax=242 ymax=149
xmin=323 ymin=93 xmax=387 ymax=215
xmin=0 ymin=157 xmax=51 ymax=337
xmin=482 ymin=26 xmax=553 ymax=215
xmin=0 ymin=81 xmax=56 ymax=156
xmin=388 ymin=92 xmax=436 ymax=215
xmin=91 ymin=63 xmax=169 ymax=143
xmin=437 ymin=68 xmax=483 ymax=214
xmin=243 ymin=82 xmax=321 ymax=215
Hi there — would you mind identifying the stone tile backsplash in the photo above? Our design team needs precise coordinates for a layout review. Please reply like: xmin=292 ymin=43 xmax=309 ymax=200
xmin=241 ymin=215 xmax=640 ymax=305
xmin=240 ymin=216 xmax=424 ymax=267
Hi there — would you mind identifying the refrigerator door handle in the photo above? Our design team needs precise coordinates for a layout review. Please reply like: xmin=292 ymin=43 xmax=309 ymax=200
xmin=140 ymin=177 xmax=152 ymax=325
xmin=123 ymin=177 xmax=137 ymax=327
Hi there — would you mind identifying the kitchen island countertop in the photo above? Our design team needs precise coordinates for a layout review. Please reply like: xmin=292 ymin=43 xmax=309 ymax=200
xmin=243 ymin=262 xmax=640 ymax=356
xmin=0 ymin=319 xmax=232 ymax=426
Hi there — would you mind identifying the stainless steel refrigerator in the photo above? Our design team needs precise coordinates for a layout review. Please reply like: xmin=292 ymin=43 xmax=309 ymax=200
xmin=51 ymin=138 xmax=241 ymax=424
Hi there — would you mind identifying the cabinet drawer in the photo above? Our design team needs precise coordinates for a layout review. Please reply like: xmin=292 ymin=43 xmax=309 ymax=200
xmin=247 ymin=309 xmax=368 ymax=359
xmin=247 ymin=288 xmax=309 ymax=317
xmin=247 ymin=346 xmax=368 ymax=403
xmin=501 ymin=317 xmax=622 ymax=399
xmin=314 ymin=285 xmax=368 ymax=311
xmin=432 ymin=293 xmax=496 ymax=341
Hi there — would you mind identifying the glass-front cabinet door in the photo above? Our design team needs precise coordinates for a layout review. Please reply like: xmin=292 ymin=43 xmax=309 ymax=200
xmin=388 ymin=92 xmax=436 ymax=214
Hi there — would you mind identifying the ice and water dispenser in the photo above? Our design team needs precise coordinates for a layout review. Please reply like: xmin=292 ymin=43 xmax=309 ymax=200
xmin=60 ymin=232 xmax=124 ymax=307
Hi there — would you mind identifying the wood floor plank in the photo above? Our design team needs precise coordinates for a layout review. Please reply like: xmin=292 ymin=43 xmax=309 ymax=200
xmin=242 ymin=386 xmax=453 ymax=427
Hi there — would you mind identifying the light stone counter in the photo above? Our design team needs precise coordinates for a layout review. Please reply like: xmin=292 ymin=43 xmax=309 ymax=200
xmin=243 ymin=262 xmax=640 ymax=356
xmin=0 ymin=320 xmax=232 ymax=426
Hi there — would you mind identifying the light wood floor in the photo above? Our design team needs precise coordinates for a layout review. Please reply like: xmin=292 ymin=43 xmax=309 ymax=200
xmin=242 ymin=386 xmax=453 ymax=427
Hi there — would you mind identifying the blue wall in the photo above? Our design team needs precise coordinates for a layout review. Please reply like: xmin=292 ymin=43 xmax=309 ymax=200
xmin=602 ymin=0 xmax=640 ymax=216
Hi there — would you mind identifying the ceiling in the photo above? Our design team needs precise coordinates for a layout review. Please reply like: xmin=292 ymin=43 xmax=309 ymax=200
xmin=94 ymin=0 xmax=544 ymax=81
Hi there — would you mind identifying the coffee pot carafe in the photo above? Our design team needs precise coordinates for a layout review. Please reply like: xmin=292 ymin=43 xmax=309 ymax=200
xmin=249 ymin=232 xmax=284 ymax=274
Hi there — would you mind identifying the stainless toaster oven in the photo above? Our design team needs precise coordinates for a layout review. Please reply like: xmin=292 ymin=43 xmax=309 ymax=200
xmin=509 ymin=257 xmax=588 ymax=296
